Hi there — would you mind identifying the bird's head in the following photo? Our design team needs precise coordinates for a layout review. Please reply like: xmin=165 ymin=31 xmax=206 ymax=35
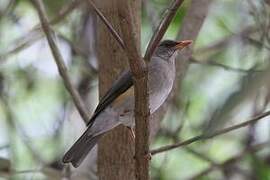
xmin=155 ymin=39 xmax=192 ymax=60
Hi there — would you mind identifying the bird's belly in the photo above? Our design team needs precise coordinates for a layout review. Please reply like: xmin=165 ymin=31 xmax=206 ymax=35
xmin=149 ymin=82 xmax=173 ymax=113
xmin=114 ymin=95 xmax=135 ymax=127
xmin=148 ymin=63 xmax=175 ymax=113
xmin=117 ymin=80 xmax=173 ymax=127
xmin=114 ymin=59 xmax=175 ymax=127
xmin=119 ymin=112 xmax=134 ymax=127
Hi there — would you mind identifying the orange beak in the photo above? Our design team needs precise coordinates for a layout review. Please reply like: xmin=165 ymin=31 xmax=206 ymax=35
xmin=175 ymin=40 xmax=192 ymax=50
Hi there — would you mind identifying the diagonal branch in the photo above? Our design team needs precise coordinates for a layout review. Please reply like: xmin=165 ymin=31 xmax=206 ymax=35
xmin=144 ymin=0 xmax=185 ymax=61
xmin=87 ymin=0 xmax=125 ymax=49
xmin=49 ymin=0 xmax=84 ymax=25
xmin=0 ymin=0 xmax=83 ymax=63
xmin=150 ymin=110 xmax=270 ymax=155
xmin=31 ymin=0 xmax=90 ymax=123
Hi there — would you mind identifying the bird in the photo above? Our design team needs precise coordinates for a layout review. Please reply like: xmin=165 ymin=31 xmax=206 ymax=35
xmin=62 ymin=39 xmax=192 ymax=167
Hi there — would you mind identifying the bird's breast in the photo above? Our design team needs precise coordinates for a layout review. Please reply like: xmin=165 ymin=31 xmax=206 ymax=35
xmin=148 ymin=60 xmax=175 ymax=113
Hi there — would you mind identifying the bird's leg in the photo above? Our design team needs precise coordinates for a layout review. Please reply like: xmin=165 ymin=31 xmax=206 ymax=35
xmin=144 ymin=152 xmax=152 ymax=161
xmin=127 ymin=127 xmax=135 ymax=141
xmin=127 ymin=127 xmax=151 ymax=160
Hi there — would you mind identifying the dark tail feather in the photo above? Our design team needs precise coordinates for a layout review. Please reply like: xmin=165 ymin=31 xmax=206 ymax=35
xmin=62 ymin=129 xmax=103 ymax=168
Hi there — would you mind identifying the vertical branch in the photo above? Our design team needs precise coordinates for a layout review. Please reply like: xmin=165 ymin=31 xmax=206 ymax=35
xmin=95 ymin=1 xmax=135 ymax=179
xmin=31 ymin=0 xmax=90 ymax=123
xmin=118 ymin=1 xmax=149 ymax=180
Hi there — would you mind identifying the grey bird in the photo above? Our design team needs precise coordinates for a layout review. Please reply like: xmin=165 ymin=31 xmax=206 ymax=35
xmin=62 ymin=40 xmax=192 ymax=167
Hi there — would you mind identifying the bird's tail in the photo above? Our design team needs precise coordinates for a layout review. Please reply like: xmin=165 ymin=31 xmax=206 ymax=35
xmin=62 ymin=128 xmax=103 ymax=168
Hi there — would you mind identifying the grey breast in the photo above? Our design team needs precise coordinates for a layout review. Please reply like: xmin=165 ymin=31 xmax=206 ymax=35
xmin=114 ymin=53 xmax=176 ymax=127
xmin=148 ymin=55 xmax=176 ymax=113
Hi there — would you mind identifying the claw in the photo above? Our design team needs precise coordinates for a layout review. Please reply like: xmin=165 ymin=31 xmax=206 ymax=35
xmin=133 ymin=153 xmax=151 ymax=161
xmin=127 ymin=127 xmax=135 ymax=141
xmin=144 ymin=153 xmax=152 ymax=161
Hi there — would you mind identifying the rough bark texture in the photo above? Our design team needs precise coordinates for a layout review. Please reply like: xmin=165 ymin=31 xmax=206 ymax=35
xmin=96 ymin=0 xmax=139 ymax=179
xmin=118 ymin=1 xmax=149 ymax=179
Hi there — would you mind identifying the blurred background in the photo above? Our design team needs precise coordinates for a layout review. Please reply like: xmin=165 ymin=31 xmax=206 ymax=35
xmin=0 ymin=0 xmax=270 ymax=179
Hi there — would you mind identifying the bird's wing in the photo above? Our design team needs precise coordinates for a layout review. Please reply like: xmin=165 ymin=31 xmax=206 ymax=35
xmin=87 ymin=70 xmax=133 ymax=127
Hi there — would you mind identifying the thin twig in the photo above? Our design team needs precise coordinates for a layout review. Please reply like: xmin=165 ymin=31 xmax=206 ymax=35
xmin=49 ymin=0 xmax=84 ymax=25
xmin=0 ymin=0 xmax=15 ymax=18
xmin=0 ymin=33 xmax=42 ymax=64
xmin=159 ymin=127 xmax=218 ymax=165
xmin=87 ymin=0 xmax=125 ymax=49
xmin=0 ymin=0 xmax=83 ymax=63
xmin=57 ymin=33 xmax=98 ymax=73
xmin=31 ymin=0 xmax=90 ymax=123
xmin=150 ymin=110 xmax=270 ymax=155
xmin=144 ymin=0 xmax=185 ymax=61
xmin=31 ymin=0 xmax=84 ymax=31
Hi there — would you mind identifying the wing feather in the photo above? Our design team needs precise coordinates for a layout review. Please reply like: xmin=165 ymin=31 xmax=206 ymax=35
xmin=87 ymin=70 xmax=133 ymax=127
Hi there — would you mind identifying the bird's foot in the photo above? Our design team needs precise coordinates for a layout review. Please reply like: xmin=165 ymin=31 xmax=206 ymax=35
xmin=133 ymin=153 xmax=152 ymax=161
xmin=144 ymin=153 xmax=152 ymax=161
xmin=127 ymin=127 xmax=135 ymax=141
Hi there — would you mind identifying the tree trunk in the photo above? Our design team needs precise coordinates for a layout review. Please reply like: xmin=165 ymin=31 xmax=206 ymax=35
xmin=95 ymin=0 xmax=140 ymax=179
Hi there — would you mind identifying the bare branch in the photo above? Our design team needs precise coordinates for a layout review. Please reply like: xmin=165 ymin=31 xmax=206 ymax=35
xmin=0 ymin=0 xmax=83 ymax=63
xmin=49 ymin=0 xmax=84 ymax=25
xmin=159 ymin=127 xmax=218 ymax=165
xmin=150 ymin=110 xmax=270 ymax=155
xmin=0 ymin=0 xmax=15 ymax=19
xmin=57 ymin=33 xmax=98 ymax=73
xmin=144 ymin=0 xmax=185 ymax=61
xmin=87 ymin=0 xmax=125 ymax=49
xmin=118 ymin=0 xmax=150 ymax=179
xmin=0 ymin=33 xmax=42 ymax=64
xmin=31 ymin=0 xmax=90 ymax=123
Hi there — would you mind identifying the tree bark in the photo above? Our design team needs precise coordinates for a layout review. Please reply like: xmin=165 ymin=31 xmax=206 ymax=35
xmin=118 ymin=1 xmax=149 ymax=179
xmin=96 ymin=0 xmax=140 ymax=179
